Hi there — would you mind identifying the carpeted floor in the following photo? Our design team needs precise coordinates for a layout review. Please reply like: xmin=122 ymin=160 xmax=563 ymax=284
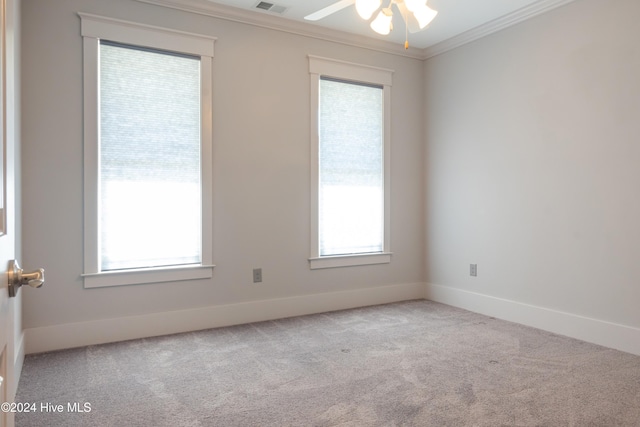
xmin=14 ymin=300 xmax=640 ymax=426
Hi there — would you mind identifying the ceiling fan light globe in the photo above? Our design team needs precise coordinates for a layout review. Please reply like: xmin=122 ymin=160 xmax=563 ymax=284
xmin=370 ymin=8 xmax=393 ymax=35
xmin=403 ymin=0 xmax=425 ymax=13
xmin=355 ymin=0 xmax=382 ymax=20
xmin=413 ymin=4 xmax=437 ymax=29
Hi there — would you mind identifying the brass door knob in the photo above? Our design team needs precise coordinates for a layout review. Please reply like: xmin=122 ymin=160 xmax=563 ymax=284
xmin=8 ymin=260 xmax=44 ymax=297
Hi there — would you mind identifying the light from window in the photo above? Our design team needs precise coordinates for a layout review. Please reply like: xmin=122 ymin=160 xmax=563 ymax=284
xmin=99 ymin=42 xmax=201 ymax=271
xmin=319 ymin=77 xmax=384 ymax=256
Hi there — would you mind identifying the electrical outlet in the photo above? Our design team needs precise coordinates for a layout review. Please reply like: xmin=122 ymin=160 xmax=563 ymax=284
xmin=253 ymin=268 xmax=262 ymax=283
xmin=470 ymin=264 xmax=477 ymax=277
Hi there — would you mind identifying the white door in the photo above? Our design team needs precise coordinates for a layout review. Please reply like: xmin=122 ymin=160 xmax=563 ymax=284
xmin=0 ymin=0 xmax=20 ymax=426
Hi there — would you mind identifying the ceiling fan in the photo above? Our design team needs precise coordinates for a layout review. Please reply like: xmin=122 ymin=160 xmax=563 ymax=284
xmin=304 ymin=0 xmax=438 ymax=48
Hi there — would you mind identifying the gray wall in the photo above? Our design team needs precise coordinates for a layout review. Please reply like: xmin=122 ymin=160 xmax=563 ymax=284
xmin=424 ymin=0 xmax=640 ymax=329
xmin=22 ymin=0 xmax=640 ymax=353
xmin=21 ymin=0 xmax=425 ymax=335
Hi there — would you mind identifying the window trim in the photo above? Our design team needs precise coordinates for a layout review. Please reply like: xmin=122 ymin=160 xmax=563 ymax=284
xmin=308 ymin=55 xmax=393 ymax=270
xmin=80 ymin=13 xmax=215 ymax=288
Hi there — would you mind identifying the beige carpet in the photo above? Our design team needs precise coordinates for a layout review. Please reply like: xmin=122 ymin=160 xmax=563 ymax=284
xmin=15 ymin=300 xmax=640 ymax=426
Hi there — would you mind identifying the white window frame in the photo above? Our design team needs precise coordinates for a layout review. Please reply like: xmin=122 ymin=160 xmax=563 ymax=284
xmin=80 ymin=13 xmax=215 ymax=288
xmin=308 ymin=55 xmax=393 ymax=270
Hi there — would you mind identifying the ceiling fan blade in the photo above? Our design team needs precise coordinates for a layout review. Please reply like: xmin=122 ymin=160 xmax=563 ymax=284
xmin=304 ymin=0 xmax=356 ymax=21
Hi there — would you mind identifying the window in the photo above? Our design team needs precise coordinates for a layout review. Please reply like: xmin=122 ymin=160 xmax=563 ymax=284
xmin=308 ymin=56 xmax=393 ymax=269
xmin=80 ymin=14 xmax=215 ymax=288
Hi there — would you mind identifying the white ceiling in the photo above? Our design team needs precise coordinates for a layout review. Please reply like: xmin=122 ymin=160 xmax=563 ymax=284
xmin=202 ymin=0 xmax=556 ymax=50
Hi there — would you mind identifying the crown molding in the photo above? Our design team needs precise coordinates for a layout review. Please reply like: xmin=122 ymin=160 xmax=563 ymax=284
xmin=135 ymin=0 xmax=577 ymax=61
xmin=134 ymin=0 xmax=424 ymax=59
xmin=421 ymin=0 xmax=578 ymax=59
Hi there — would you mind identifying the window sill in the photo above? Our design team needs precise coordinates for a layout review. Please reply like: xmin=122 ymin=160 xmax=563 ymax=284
xmin=309 ymin=252 xmax=392 ymax=270
xmin=82 ymin=264 xmax=215 ymax=288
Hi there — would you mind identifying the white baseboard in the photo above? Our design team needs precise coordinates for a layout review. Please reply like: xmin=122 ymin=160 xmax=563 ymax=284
xmin=24 ymin=282 xmax=426 ymax=354
xmin=425 ymin=283 xmax=640 ymax=356
xmin=24 ymin=282 xmax=640 ymax=357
